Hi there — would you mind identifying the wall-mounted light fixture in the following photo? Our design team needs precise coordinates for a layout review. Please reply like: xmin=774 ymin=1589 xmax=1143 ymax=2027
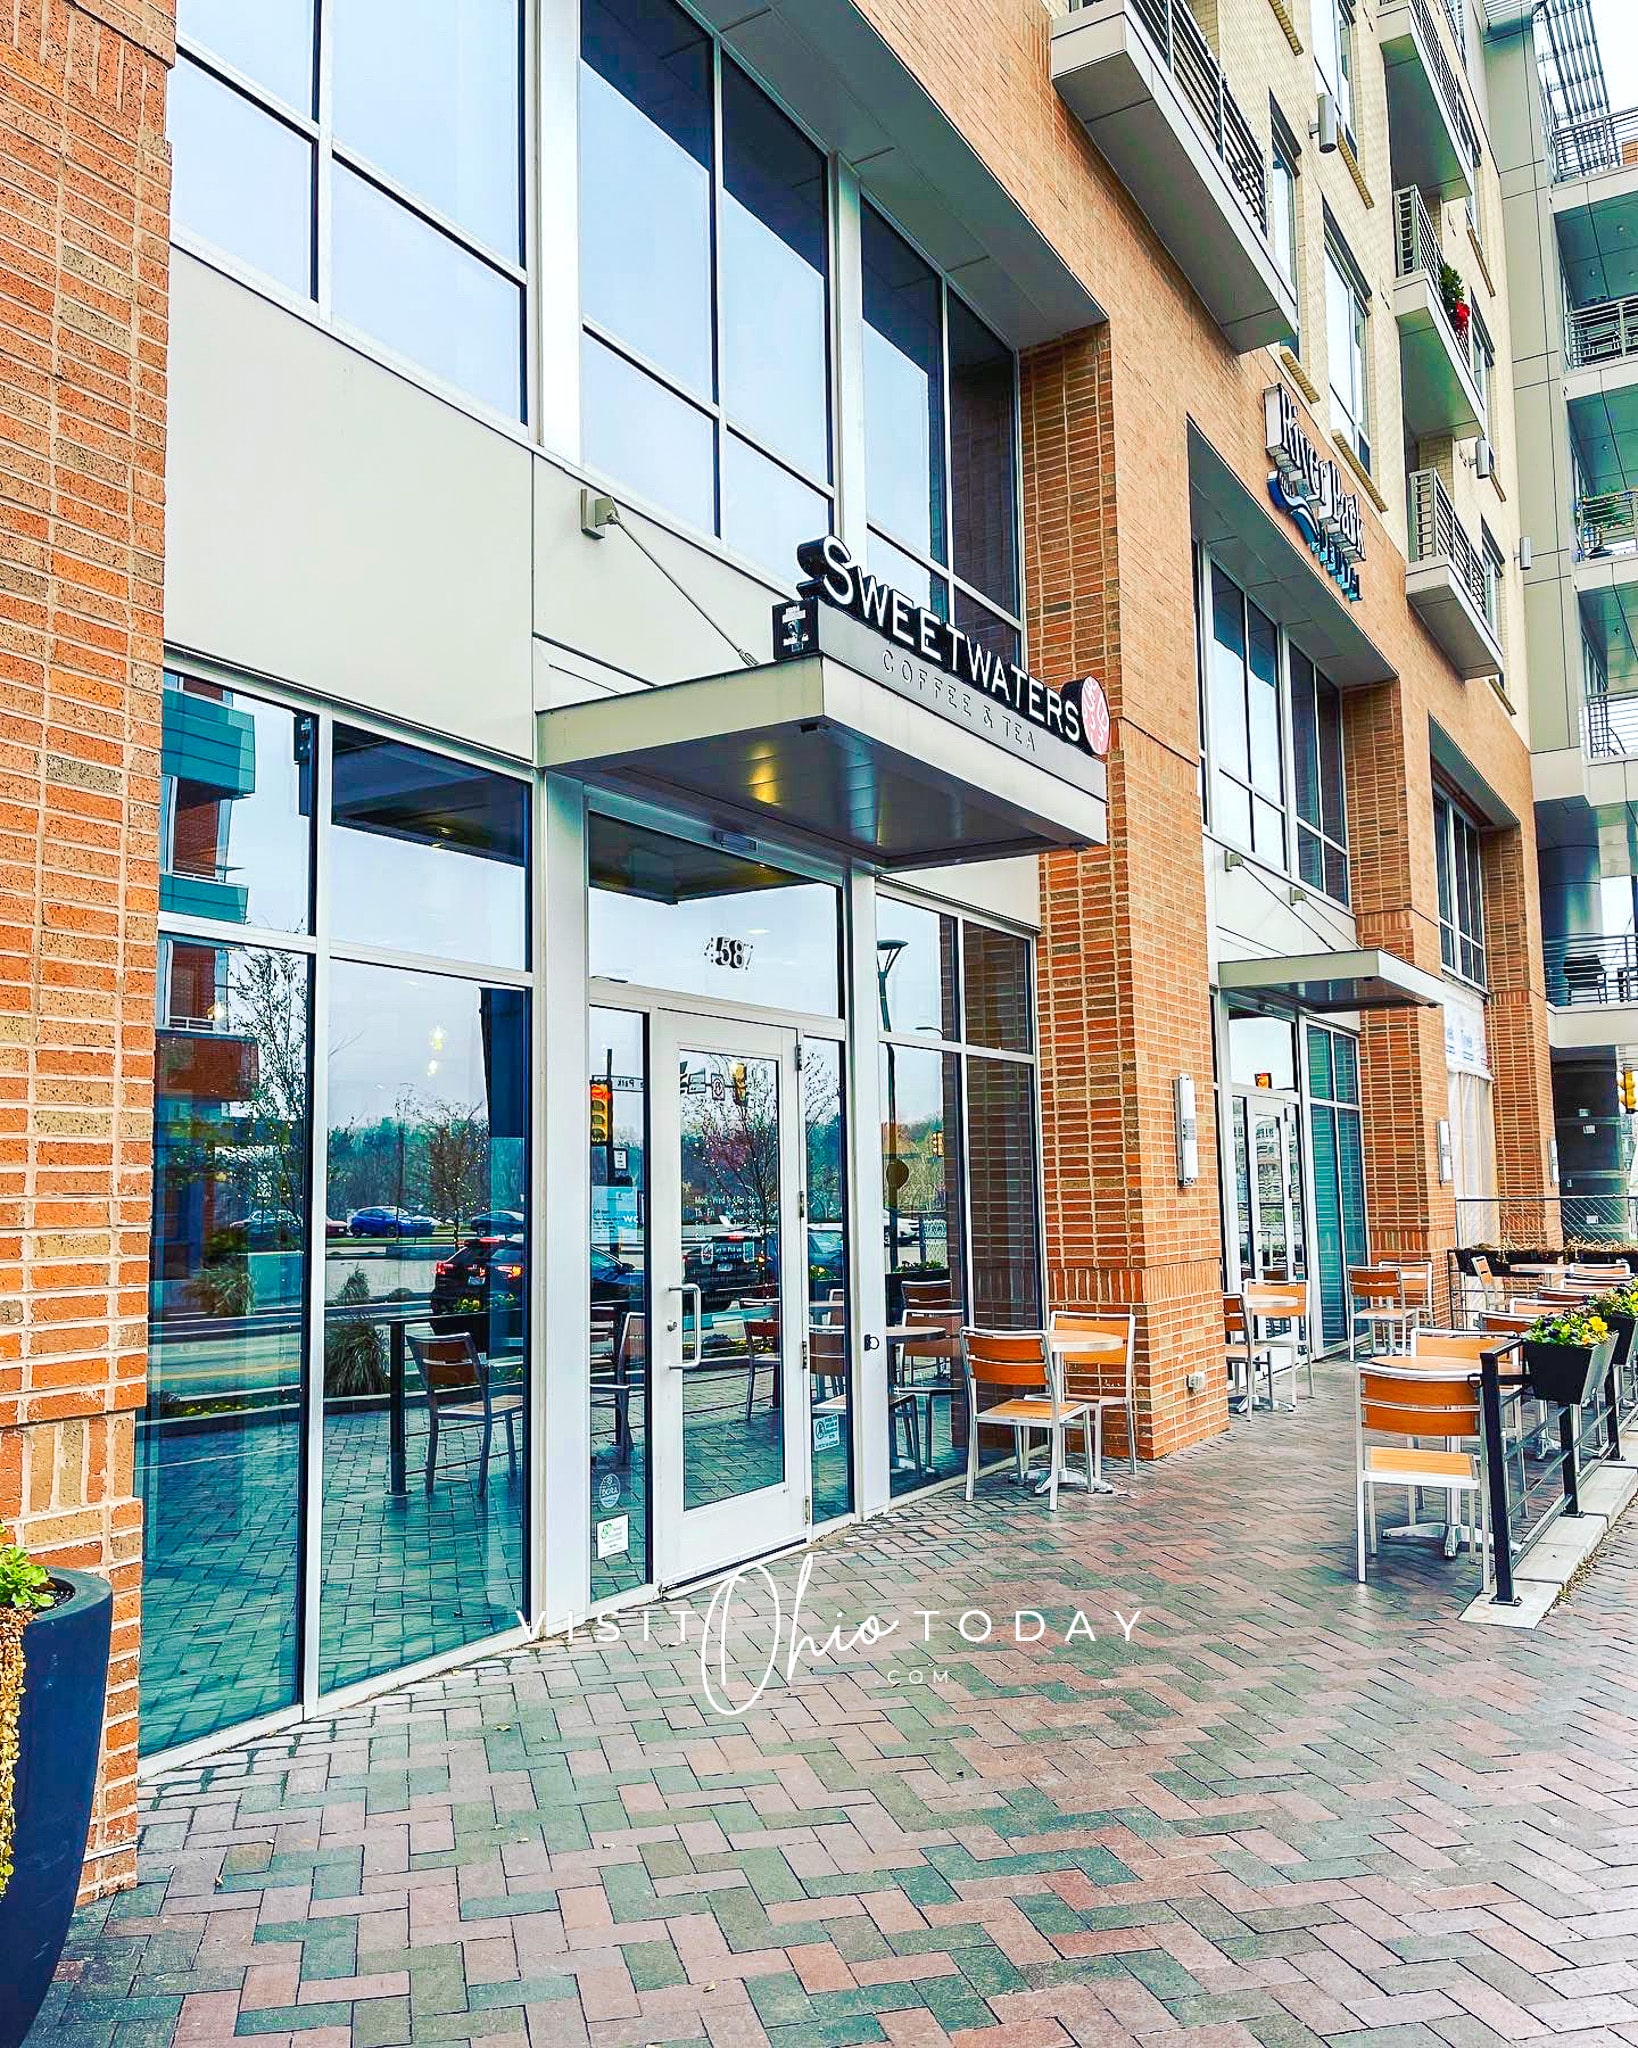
xmin=1436 ymin=1118 xmax=1453 ymax=1184
xmin=1517 ymin=534 xmax=1534 ymax=571
xmin=1175 ymin=1075 xmax=1199 ymax=1186
xmin=1312 ymin=91 xmax=1339 ymax=152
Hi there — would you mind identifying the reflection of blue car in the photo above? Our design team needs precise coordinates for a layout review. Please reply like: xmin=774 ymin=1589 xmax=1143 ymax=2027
xmin=348 ymin=1206 xmax=435 ymax=1238
xmin=807 ymin=1227 xmax=845 ymax=1291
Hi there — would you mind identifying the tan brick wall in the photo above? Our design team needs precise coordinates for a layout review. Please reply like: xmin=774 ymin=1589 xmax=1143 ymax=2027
xmin=0 ymin=0 xmax=171 ymax=1899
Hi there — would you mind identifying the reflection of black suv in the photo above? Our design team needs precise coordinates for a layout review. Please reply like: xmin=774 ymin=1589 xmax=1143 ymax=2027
xmin=431 ymin=1232 xmax=526 ymax=1342
xmin=591 ymin=1248 xmax=644 ymax=1310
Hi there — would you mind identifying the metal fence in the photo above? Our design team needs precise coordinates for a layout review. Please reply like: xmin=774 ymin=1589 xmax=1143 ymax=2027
xmin=1453 ymin=1192 xmax=1638 ymax=1249
xmin=1540 ymin=932 xmax=1638 ymax=1007
xmin=1551 ymin=104 xmax=1638 ymax=181
xmin=1576 ymin=486 xmax=1638 ymax=562
xmin=1567 ymin=292 xmax=1638 ymax=370
xmin=1583 ymin=689 xmax=1638 ymax=759
xmin=1074 ymin=0 xmax=1267 ymax=232
xmin=1409 ymin=468 xmax=1494 ymax=626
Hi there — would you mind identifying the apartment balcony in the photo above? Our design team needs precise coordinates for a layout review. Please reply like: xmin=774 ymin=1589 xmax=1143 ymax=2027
xmin=1051 ymin=0 xmax=1298 ymax=353
xmin=1393 ymin=188 xmax=1484 ymax=441
xmin=161 ymin=687 xmax=256 ymax=798
xmin=158 ymin=869 xmax=251 ymax=924
xmin=1406 ymin=468 xmax=1503 ymax=678
xmin=1541 ymin=933 xmax=1638 ymax=1051
xmin=1551 ymin=107 xmax=1638 ymax=184
xmin=1378 ymin=0 xmax=1479 ymax=202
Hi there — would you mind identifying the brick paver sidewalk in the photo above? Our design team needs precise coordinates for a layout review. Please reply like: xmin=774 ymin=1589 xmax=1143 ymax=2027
xmin=40 ymin=1364 xmax=1638 ymax=2047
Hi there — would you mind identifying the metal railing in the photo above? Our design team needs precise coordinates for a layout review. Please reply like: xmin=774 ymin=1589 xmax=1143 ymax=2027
xmin=1073 ymin=0 xmax=1268 ymax=233
xmin=1438 ymin=0 xmax=1464 ymax=61
xmin=1408 ymin=468 xmax=1495 ymax=627
xmin=1552 ymin=104 xmax=1638 ymax=181
xmin=1567 ymin=293 xmax=1638 ymax=370
xmin=1541 ymin=931 xmax=1638 ymax=1006
xmin=1577 ymin=487 xmax=1638 ymax=562
xmin=1400 ymin=0 xmax=1480 ymax=170
xmin=1584 ymin=689 xmax=1638 ymax=759
xmin=1394 ymin=187 xmax=1475 ymax=379
xmin=1453 ymin=1194 xmax=1638 ymax=1248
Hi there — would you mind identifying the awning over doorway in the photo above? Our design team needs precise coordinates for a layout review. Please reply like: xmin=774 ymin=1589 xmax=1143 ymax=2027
xmin=1218 ymin=947 xmax=1446 ymax=1012
xmin=538 ymin=612 xmax=1108 ymax=869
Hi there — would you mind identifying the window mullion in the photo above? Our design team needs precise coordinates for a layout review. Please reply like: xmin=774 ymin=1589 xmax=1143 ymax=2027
xmin=314 ymin=0 xmax=333 ymax=318
xmin=711 ymin=36 xmax=726 ymax=542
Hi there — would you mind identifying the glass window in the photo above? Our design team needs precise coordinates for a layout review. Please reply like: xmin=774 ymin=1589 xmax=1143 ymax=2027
xmin=331 ymin=0 xmax=522 ymax=258
xmin=868 ymin=529 xmax=942 ymax=614
xmin=721 ymin=63 xmax=829 ymax=481
xmin=179 ymin=0 xmax=314 ymax=112
xmin=720 ymin=434 xmax=830 ymax=589
xmin=1470 ymin=308 xmax=1495 ymax=428
xmin=1290 ymin=650 xmax=1349 ymax=903
xmin=949 ymin=296 xmax=1018 ymax=616
xmin=161 ymin=676 xmax=315 ymax=934
xmin=331 ymin=166 xmax=523 ymax=419
xmin=581 ymin=334 xmax=717 ymax=537
xmin=955 ymin=587 xmax=1020 ymax=667
xmin=1228 ymin=1012 xmax=1297 ymax=1093
xmin=168 ymin=58 xmax=315 ymax=298
xmin=876 ymin=896 xmax=958 ymax=1040
xmin=328 ymin=727 xmax=529 ymax=969
xmin=321 ymin=962 xmax=529 ymax=1694
xmin=1326 ymin=240 xmax=1370 ymax=472
xmin=804 ymin=1039 xmax=851 ymax=1521
xmin=140 ymin=937 xmax=309 ymax=1752
xmin=1271 ymin=122 xmax=1300 ymax=305
xmin=963 ymin=922 xmax=1031 ymax=1053
xmin=588 ymin=813 xmax=841 ymax=1015
xmin=1307 ymin=1024 xmax=1366 ymax=1348
xmin=967 ymin=1058 xmax=1041 ymax=1328
xmin=1435 ymin=789 xmax=1487 ymax=987
xmin=590 ymin=1007 xmax=649 ymax=1601
xmin=1481 ymin=523 xmax=1505 ymax=638
xmin=1311 ymin=0 xmax=1355 ymax=146
xmin=881 ymin=1044 xmax=966 ymax=1496
xmin=580 ymin=0 xmax=713 ymax=399
xmin=863 ymin=206 xmax=945 ymax=568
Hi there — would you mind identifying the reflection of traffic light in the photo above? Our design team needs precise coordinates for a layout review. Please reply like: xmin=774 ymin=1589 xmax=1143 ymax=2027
xmin=589 ymin=1081 xmax=612 ymax=1145
xmin=1622 ymin=1069 xmax=1638 ymax=1114
xmin=730 ymin=1061 xmax=748 ymax=1106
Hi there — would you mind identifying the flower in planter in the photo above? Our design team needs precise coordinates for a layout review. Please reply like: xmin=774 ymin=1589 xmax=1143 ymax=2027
xmin=1439 ymin=259 xmax=1467 ymax=324
xmin=0 ymin=1542 xmax=56 ymax=1901
xmin=1524 ymin=1306 xmax=1609 ymax=1348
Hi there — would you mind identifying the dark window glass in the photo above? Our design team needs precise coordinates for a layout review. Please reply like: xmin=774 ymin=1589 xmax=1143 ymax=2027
xmin=1292 ymin=650 xmax=1319 ymax=824
xmin=1305 ymin=1022 xmax=1333 ymax=1100
xmin=954 ymin=587 xmax=1019 ymax=667
xmin=169 ymin=58 xmax=315 ymax=298
xmin=721 ymin=434 xmax=829 ymax=586
xmin=590 ymin=1007 xmax=648 ymax=1601
xmin=862 ymin=206 xmax=946 ymax=565
xmin=967 ymin=1058 xmax=1041 ymax=1329
xmin=721 ymin=63 xmax=828 ymax=481
xmin=1210 ymin=564 xmax=1249 ymax=787
xmin=588 ymin=813 xmax=841 ymax=1014
xmin=581 ymin=0 xmax=713 ymax=399
xmin=331 ymin=0 xmax=522 ymax=257
xmin=180 ymin=0 xmax=315 ymax=111
xmin=1247 ymin=603 xmax=1281 ymax=800
xmin=1229 ymin=1012 xmax=1296 ymax=1092
xmin=331 ymin=167 xmax=523 ymax=417
xmin=321 ymin=963 xmax=529 ymax=1692
xmin=804 ymin=1039 xmax=851 ymax=1521
xmin=1318 ymin=675 xmax=1346 ymax=839
xmin=963 ymin=922 xmax=1031 ymax=1053
xmin=949 ymin=295 xmax=1017 ymax=614
xmin=869 ymin=529 xmax=944 ymax=613
xmin=140 ymin=938 xmax=309 ymax=1752
xmin=881 ymin=1045 xmax=966 ymax=1497
xmin=162 ymin=677 xmax=314 ymax=934
xmin=582 ymin=333 xmax=715 ymax=535
xmin=329 ymin=728 xmax=529 ymax=968
xmin=876 ymin=896 xmax=958 ymax=1039
xmin=1334 ymin=1031 xmax=1359 ymax=1103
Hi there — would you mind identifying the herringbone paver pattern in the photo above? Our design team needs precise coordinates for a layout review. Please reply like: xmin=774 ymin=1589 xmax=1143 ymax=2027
xmin=40 ymin=1365 xmax=1638 ymax=2047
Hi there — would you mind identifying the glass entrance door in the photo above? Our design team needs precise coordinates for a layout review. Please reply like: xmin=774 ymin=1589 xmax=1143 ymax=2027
xmin=1232 ymin=1093 xmax=1307 ymax=1283
xmin=650 ymin=1011 xmax=807 ymax=1585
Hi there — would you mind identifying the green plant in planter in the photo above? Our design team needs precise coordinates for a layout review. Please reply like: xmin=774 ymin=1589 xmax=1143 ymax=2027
xmin=324 ymin=1266 xmax=386 ymax=1398
xmin=0 ymin=1543 xmax=56 ymax=1901
xmin=1525 ymin=1306 xmax=1609 ymax=1348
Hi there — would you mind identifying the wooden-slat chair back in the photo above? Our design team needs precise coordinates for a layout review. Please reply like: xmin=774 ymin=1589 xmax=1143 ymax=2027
xmin=961 ymin=1328 xmax=1051 ymax=1394
xmin=1350 ymin=1268 xmax=1402 ymax=1308
xmin=1051 ymin=1309 xmax=1134 ymax=1402
xmin=411 ymin=1332 xmax=482 ymax=1399
xmin=1359 ymin=1365 xmax=1480 ymax=1439
xmin=1411 ymin=1328 xmax=1490 ymax=1363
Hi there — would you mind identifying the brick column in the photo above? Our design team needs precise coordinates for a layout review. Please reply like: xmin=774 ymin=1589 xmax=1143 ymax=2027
xmin=1482 ymin=824 xmax=1556 ymax=1238
xmin=0 ymin=0 xmax=172 ymax=1898
xmin=1025 ymin=330 xmax=1227 ymax=1459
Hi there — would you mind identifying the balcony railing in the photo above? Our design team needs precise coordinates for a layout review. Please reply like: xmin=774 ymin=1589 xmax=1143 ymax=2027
xmin=1542 ymin=932 xmax=1638 ymax=1007
xmin=1409 ymin=468 xmax=1495 ymax=626
xmin=1567 ymin=294 xmax=1638 ymax=371
xmin=1584 ymin=689 xmax=1638 ymax=758
xmin=1552 ymin=106 xmax=1638 ymax=182
xmin=1394 ymin=186 xmax=1474 ymax=369
xmin=1400 ymin=0 xmax=1479 ymax=167
xmin=1073 ymin=0 xmax=1267 ymax=233
xmin=1576 ymin=488 xmax=1638 ymax=562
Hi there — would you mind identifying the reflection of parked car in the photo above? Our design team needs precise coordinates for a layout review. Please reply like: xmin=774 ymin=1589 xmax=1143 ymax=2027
xmin=469 ymin=1210 xmax=524 ymax=1238
xmin=807 ymin=1227 xmax=845 ymax=1292
xmin=348 ymin=1207 xmax=436 ymax=1238
xmin=432 ymin=1231 xmax=526 ymax=1333
xmin=325 ymin=1216 xmax=351 ymax=1239
xmin=591 ymin=1247 xmax=644 ymax=1309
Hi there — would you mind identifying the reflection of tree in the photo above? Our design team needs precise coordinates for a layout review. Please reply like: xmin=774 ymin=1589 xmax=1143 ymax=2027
xmin=804 ymin=1060 xmax=843 ymax=1223
xmin=424 ymin=1104 xmax=487 ymax=1231
xmin=222 ymin=948 xmax=308 ymax=1223
xmin=691 ymin=1063 xmax=779 ymax=1231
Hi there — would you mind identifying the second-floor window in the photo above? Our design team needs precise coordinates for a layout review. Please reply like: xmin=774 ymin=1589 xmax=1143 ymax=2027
xmin=1325 ymin=236 xmax=1371 ymax=473
xmin=1434 ymin=788 xmax=1487 ymax=986
xmin=1200 ymin=558 xmax=1351 ymax=904
xmin=1311 ymin=0 xmax=1357 ymax=150
xmin=1470 ymin=306 xmax=1495 ymax=429
xmin=1270 ymin=114 xmax=1301 ymax=319
xmin=170 ymin=0 xmax=527 ymax=419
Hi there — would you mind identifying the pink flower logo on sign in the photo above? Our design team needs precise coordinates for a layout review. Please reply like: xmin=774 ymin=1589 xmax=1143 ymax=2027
xmin=1074 ymin=676 xmax=1111 ymax=757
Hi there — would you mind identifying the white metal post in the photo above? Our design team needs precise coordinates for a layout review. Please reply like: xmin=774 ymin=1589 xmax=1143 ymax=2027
xmin=846 ymin=865 xmax=890 ymax=1514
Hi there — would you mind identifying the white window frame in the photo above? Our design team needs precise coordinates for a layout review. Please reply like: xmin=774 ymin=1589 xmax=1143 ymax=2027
xmin=1325 ymin=233 xmax=1372 ymax=474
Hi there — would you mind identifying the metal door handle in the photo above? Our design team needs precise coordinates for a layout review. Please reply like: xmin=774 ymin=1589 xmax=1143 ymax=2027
xmin=668 ymin=1284 xmax=703 ymax=1367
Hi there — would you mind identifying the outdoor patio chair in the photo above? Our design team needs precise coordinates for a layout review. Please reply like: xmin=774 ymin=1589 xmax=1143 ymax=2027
xmin=591 ymin=1308 xmax=643 ymax=1466
xmin=960 ymin=1327 xmax=1093 ymax=1512
xmin=1412 ymin=1327 xmax=1528 ymax=1502
xmin=1349 ymin=1267 xmax=1426 ymax=1356
xmin=1465 ymin=1252 xmax=1505 ymax=1322
xmin=1223 ymin=1293 xmax=1260 ymax=1412
xmin=1354 ymin=1360 xmax=1487 ymax=1588
xmin=409 ymin=1331 xmax=522 ymax=1497
xmin=1561 ymin=952 xmax=1608 ymax=1004
xmin=1049 ymin=1307 xmax=1137 ymax=1478
xmin=1243 ymin=1279 xmax=1314 ymax=1405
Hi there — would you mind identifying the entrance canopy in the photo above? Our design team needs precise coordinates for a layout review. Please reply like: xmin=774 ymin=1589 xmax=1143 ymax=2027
xmin=539 ymin=613 xmax=1108 ymax=869
xmin=1218 ymin=947 xmax=1446 ymax=1012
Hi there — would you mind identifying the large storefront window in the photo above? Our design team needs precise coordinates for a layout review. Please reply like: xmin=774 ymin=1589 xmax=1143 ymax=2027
xmin=580 ymin=0 xmax=832 ymax=582
xmin=141 ymin=676 xmax=533 ymax=1757
xmin=170 ymin=0 xmax=526 ymax=415
xmin=1306 ymin=1025 xmax=1367 ymax=1348
xmin=1435 ymin=788 xmax=1488 ymax=987
xmin=878 ymin=897 xmax=1039 ymax=1497
xmin=1199 ymin=557 xmax=1350 ymax=904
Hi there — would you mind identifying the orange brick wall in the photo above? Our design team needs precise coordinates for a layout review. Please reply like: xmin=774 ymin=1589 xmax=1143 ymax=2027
xmin=0 ymin=0 xmax=172 ymax=1899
